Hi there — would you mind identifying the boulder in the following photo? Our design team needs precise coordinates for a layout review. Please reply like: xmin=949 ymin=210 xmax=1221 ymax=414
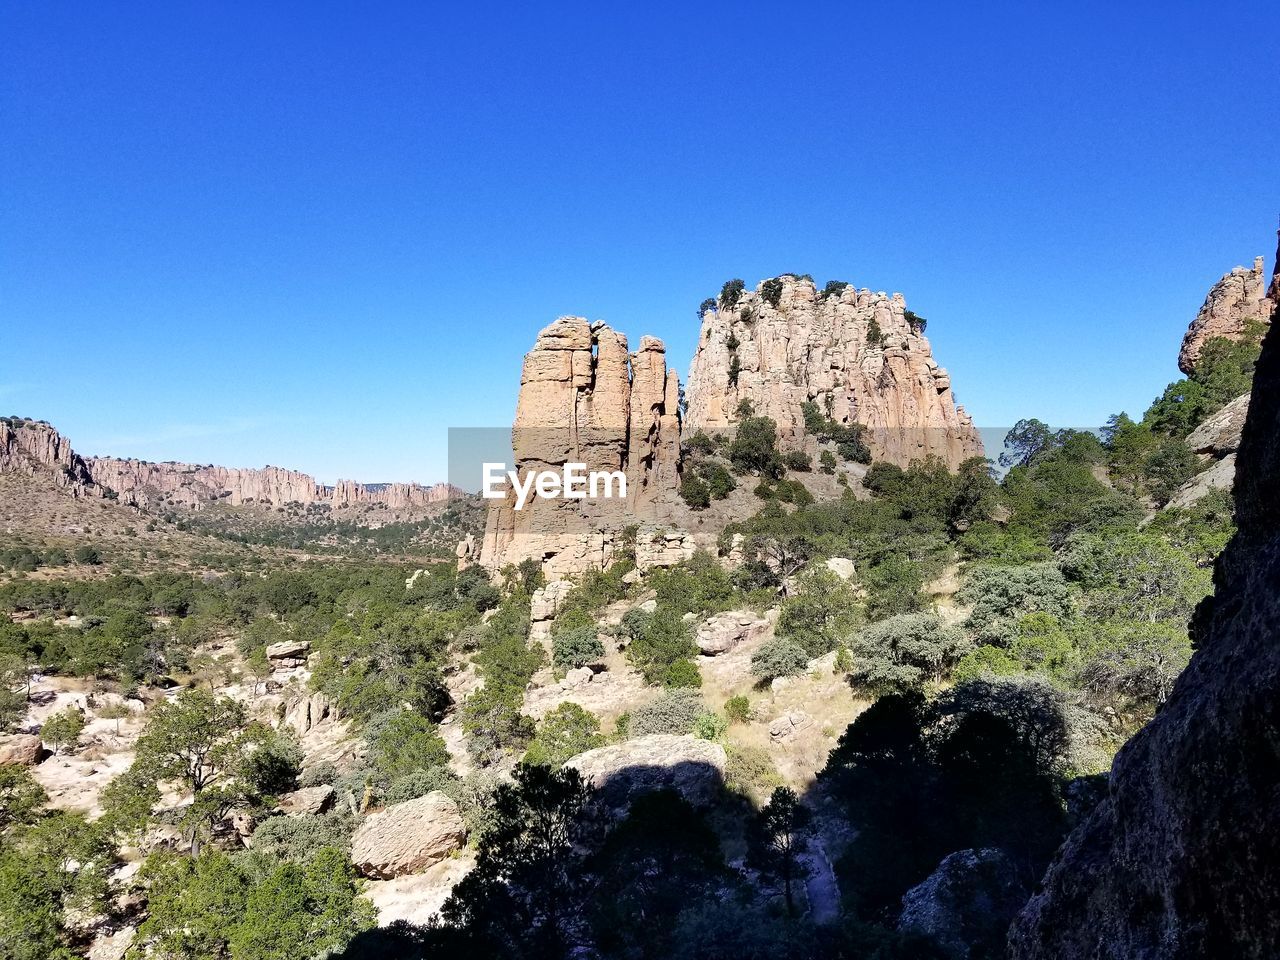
xmin=824 ymin=557 xmax=857 ymax=581
xmin=265 ymin=639 xmax=311 ymax=664
xmin=566 ymin=734 xmax=726 ymax=809
xmin=768 ymin=711 xmax=815 ymax=742
xmin=899 ymin=848 xmax=1027 ymax=960
xmin=0 ymin=734 xmax=42 ymax=766
xmin=279 ymin=784 xmax=335 ymax=817
xmin=351 ymin=792 xmax=466 ymax=879
xmin=696 ymin=610 xmax=772 ymax=655
xmin=1186 ymin=393 xmax=1250 ymax=457
xmin=281 ymin=692 xmax=333 ymax=737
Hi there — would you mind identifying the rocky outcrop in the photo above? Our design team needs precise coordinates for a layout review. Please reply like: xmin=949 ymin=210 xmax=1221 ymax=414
xmin=695 ymin=610 xmax=772 ymax=655
xmin=1177 ymin=238 xmax=1276 ymax=375
xmin=1166 ymin=393 xmax=1250 ymax=509
xmin=478 ymin=317 xmax=685 ymax=577
xmin=566 ymin=734 xmax=726 ymax=809
xmin=900 ymin=848 xmax=1027 ymax=960
xmin=684 ymin=277 xmax=983 ymax=469
xmin=265 ymin=639 xmax=311 ymax=668
xmin=1009 ymin=315 xmax=1280 ymax=956
xmin=0 ymin=418 xmax=95 ymax=496
xmin=351 ymin=792 xmax=467 ymax=879
xmin=278 ymin=784 xmax=335 ymax=817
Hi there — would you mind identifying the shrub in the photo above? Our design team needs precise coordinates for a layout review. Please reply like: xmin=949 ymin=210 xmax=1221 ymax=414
xmin=367 ymin=709 xmax=449 ymax=781
xmin=41 ymin=706 xmax=85 ymax=755
xmin=819 ymin=450 xmax=837 ymax=474
xmin=552 ymin=625 xmax=604 ymax=669
xmin=866 ymin=319 xmax=885 ymax=345
xmin=73 ymin=545 xmax=102 ymax=565
xmin=725 ymin=745 xmax=784 ymax=802
xmin=385 ymin=766 xmax=459 ymax=803
xmin=629 ymin=689 xmax=705 ymax=737
xmin=679 ymin=474 xmax=711 ymax=510
xmin=729 ymin=417 xmax=783 ymax=478
xmin=728 ymin=354 xmax=741 ymax=388
xmin=750 ymin=637 xmax=810 ymax=681
xmin=761 ymin=277 xmax=784 ymax=308
xmin=249 ymin=808 xmax=357 ymax=863
xmin=694 ymin=712 xmax=728 ymax=742
xmin=663 ymin=658 xmax=702 ymax=688
xmin=241 ymin=729 xmax=303 ymax=796
xmin=783 ymin=451 xmax=812 ymax=472
xmin=959 ymin=564 xmax=1074 ymax=645
xmin=524 ymin=702 xmax=605 ymax=767
xmin=777 ymin=568 xmax=862 ymax=656
xmin=904 ymin=310 xmax=927 ymax=333
xmin=702 ymin=462 xmax=736 ymax=500
xmin=698 ymin=297 xmax=716 ymax=319
xmin=724 ymin=695 xmax=752 ymax=723
xmin=821 ymin=280 xmax=850 ymax=300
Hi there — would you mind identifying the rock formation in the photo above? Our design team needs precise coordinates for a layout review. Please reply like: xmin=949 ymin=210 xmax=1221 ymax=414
xmin=1166 ymin=393 xmax=1250 ymax=509
xmin=0 ymin=417 xmax=95 ymax=495
xmin=350 ymin=791 xmax=467 ymax=879
xmin=1177 ymin=234 xmax=1277 ymax=374
xmin=1009 ymin=315 xmax=1280 ymax=956
xmin=478 ymin=317 xmax=684 ymax=578
xmin=684 ymin=276 xmax=983 ymax=469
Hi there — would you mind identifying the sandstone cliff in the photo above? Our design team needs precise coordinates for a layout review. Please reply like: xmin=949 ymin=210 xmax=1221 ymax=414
xmin=1177 ymin=233 xmax=1277 ymax=374
xmin=0 ymin=417 xmax=95 ymax=496
xmin=478 ymin=317 xmax=685 ymax=578
xmin=1009 ymin=309 xmax=1280 ymax=956
xmin=684 ymin=276 xmax=983 ymax=469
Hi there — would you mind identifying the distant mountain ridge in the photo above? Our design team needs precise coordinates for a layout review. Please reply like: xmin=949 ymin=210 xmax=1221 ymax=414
xmin=0 ymin=415 xmax=460 ymax=510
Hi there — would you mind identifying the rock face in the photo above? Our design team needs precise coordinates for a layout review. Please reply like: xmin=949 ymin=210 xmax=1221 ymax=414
xmin=0 ymin=418 xmax=95 ymax=496
xmin=350 ymin=792 xmax=467 ymax=879
xmin=278 ymin=784 xmax=335 ymax=817
xmin=1177 ymin=236 xmax=1277 ymax=375
xmin=684 ymin=276 xmax=983 ymax=469
xmin=478 ymin=317 xmax=684 ymax=578
xmin=1009 ymin=318 xmax=1280 ymax=956
xmin=899 ymin=848 xmax=1027 ymax=960
xmin=265 ymin=639 xmax=311 ymax=667
xmin=566 ymin=734 xmax=726 ymax=808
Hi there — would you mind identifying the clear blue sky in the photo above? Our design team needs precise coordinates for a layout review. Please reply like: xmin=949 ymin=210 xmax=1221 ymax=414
xmin=3 ymin=1 xmax=1277 ymax=483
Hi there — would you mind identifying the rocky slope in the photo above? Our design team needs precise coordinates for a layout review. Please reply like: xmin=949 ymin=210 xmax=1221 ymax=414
xmin=1010 ymin=307 xmax=1280 ymax=955
xmin=684 ymin=276 xmax=983 ymax=469
xmin=1177 ymin=232 xmax=1277 ymax=374
xmin=478 ymin=317 xmax=686 ymax=577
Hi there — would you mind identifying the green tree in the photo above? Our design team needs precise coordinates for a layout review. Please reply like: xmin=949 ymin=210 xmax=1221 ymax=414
xmin=41 ymin=706 xmax=85 ymax=756
xmin=776 ymin=568 xmax=862 ymax=656
xmin=368 ymin=709 xmax=449 ymax=782
xmin=848 ymin=613 xmax=970 ymax=693
xmin=524 ymin=703 xmax=604 ymax=767
xmin=728 ymin=417 xmax=784 ymax=478
xmin=748 ymin=786 xmax=811 ymax=916
xmin=551 ymin=626 xmax=604 ymax=670
xmin=749 ymin=637 xmax=810 ymax=682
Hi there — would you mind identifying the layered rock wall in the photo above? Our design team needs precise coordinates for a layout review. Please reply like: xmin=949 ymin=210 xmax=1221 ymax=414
xmin=0 ymin=417 xmax=457 ymax=510
xmin=0 ymin=418 xmax=95 ymax=495
xmin=684 ymin=276 xmax=983 ymax=468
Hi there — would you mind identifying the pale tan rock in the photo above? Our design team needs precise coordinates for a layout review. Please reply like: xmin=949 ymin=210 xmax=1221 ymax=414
xmin=824 ymin=557 xmax=857 ymax=581
xmin=0 ymin=418 xmax=95 ymax=496
xmin=0 ymin=734 xmax=42 ymax=765
xmin=769 ymin=710 xmax=816 ymax=742
xmin=684 ymin=277 xmax=983 ymax=469
xmin=265 ymin=639 xmax=311 ymax=664
xmin=278 ymin=784 xmax=335 ymax=817
xmin=280 ymin=692 xmax=334 ymax=737
xmin=696 ymin=610 xmax=772 ymax=655
xmin=478 ymin=317 xmax=686 ymax=577
xmin=351 ymin=792 xmax=466 ymax=879
xmin=1186 ymin=394 xmax=1251 ymax=457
